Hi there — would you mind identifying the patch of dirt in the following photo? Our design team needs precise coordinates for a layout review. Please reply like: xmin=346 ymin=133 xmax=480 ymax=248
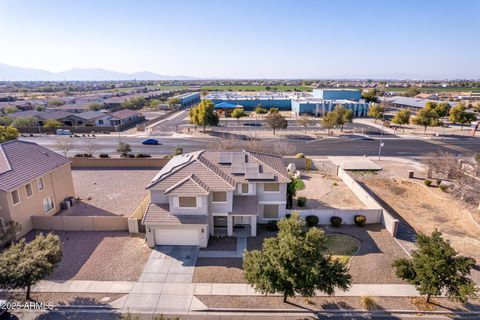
xmin=197 ymin=295 xmax=480 ymax=311
xmin=193 ymin=258 xmax=245 ymax=283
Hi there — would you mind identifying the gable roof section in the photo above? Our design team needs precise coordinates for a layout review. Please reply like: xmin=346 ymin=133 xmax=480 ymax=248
xmin=244 ymin=151 xmax=290 ymax=182
xmin=0 ymin=140 xmax=70 ymax=191
xmin=164 ymin=174 xmax=210 ymax=196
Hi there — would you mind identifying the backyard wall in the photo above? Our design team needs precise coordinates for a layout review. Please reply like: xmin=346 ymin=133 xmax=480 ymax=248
xmin=70 ymin=157 xmax=169 ymax=169
xmin=337 ymin=167 xmax=399 ymax=236
xmin=137 ymin=109 xmax=178 ymax=131
xmin=31 ymin=215 xmax=128 ymax=231
xmin=287 ymin=209 xmax=382 ymax=225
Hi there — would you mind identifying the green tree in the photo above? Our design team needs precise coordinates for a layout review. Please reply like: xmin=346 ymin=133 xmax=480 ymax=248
xmin=393 ymin=230 xmax=477 ymax=303
xmin=0 ymin=221 xmax=21 ymax=246
xmin=243 ymin=213 xmax=351 ymax=302
xmin=188 ymin=99 xmax=219 ymax=133
xmin=391 ymin=109 xmax=411 ymax=128
xmin=167 ymin=97 xmax=181 ymax=109
xmin=435 ymin=102 xmax=451 ymax=118
xmin=368 ymin=104 xmax=383 ymax=123
xmin=254 ymin=105 xmax=268 ymax=118
xmin=4 ymin=106 xmax=19 ymax=114
xmin=265 ymin=112 xmax=287 ymax=135
xmin=322 ymin=111 xmax=337 ymax=135
xmin=148 ymin=99 xmax=161 ymax=109
xmin=361 ymin=88 xmax=378 ymax=102
xmin=286 ymin=178 xmax=299 ymax=209
xmin=0 ymin=233 xmax=63 ymax=299
xmin=88 ymin=102 xmax=104 ymax=111
xmin=0 ymin=116 xmax=14 ymax=126
xmin=403 ymin=87 xmax=420 ymax=97
xmin=0 ymin=125 xmax=19 ymax=143
xmin=11 ymin=117 xmax=38 ymax=128
xmin=231 ymin=108 xmax=247 ymax=125
xmin=116 ymin=142 xmax=132 ymax=156
xmin=411 ymin=107 xmax=442 ymax=134
xmin=449 ymin=103 xmax=477 ymax=131
xmin=269 ymin=107 xmax=279 ymax=114
xmin=333 ymin=105 xmax=353 ymax=132
xmin=43 ymin=119 xmax=63 ymax=131
xmin=48 ymin=99 xmax=65 ymax=107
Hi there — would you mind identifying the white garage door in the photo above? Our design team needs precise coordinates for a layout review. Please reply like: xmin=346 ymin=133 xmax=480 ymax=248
xmin=154 ymin=228 xmax=200 ymax=246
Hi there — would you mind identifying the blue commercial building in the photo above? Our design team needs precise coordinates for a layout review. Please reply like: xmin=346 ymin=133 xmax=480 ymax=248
xmin=291 ymin=99 xmax=369 ymax=117
xmin=312 ymin=89 xmax=362 ymax=101
xmin=177 ymin=92 xmax=201 ymax=107
xmin=208 ymin=93 xmax=292 ymax=111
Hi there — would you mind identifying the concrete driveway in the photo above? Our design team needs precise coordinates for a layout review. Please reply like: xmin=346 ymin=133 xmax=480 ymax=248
xmin=138 ymin=245 xmax=198 ymax=283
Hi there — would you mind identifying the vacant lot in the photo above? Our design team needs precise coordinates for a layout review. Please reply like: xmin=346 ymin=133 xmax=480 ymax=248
xmin=356 ymin=173 xmax=480 ymax=283
xmin=64 ymin=169 xmax=158 ymax=216
xmin=25 ymin=231 xmax=151 ymax=281
xmin=293 ymin=172 xmax=366 ymax=210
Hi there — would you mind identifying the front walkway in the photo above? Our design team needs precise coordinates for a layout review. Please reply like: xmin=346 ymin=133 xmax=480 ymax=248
xmin=198 ymin=236 xmax=247 ymax=258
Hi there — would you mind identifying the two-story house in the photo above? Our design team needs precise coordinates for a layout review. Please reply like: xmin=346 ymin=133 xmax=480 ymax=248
xmin=142 ymin=150 xmax=290 ymax=248
xmin=0 ymin=140 xmax=75 ymax=238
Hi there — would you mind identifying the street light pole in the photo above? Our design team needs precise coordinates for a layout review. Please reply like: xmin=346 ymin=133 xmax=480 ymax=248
xmin=378 ymin=121 xmax=384 ymax=161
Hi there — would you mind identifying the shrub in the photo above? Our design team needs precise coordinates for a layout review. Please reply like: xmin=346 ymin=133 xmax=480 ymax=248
xmin=361 ymin=296 xmax=377 ymax=310
xmin=424 ymin=179 xmax=432 ymax=187
xmin=74 ymin=154 xmax=83 ymax=157
xmin=295 ymin=153 xmax=305 ymax=159
xmin=330 ymin=216 xmax=342 ymax=228
xmin=266 ymin=220 xmax=279 ymax=232
xmin=99 ymin=153 xmax=110 ymax=158
xmin=135 ymin=153 xmax=151 ymax=158
xmin=305 ymin=215 xmax=319 ymax=228
xmin=436 ymin=179 xmax=442 ymax=186
xmin=305 ymin=158 xmax=313 ymax=172
xmin=439 ymin=184 xmax=448 ymax=192
xmin=297 ymin=196 xmax=307 ymax=207
xmin=128 ymin=154 xmax=135 ymax=158
xmin=354 ymin=215 xmax=366 ymax=227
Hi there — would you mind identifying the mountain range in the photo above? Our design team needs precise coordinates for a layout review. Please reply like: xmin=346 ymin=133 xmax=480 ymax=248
xmin=0 ymin=63 xmax=198 ymax=81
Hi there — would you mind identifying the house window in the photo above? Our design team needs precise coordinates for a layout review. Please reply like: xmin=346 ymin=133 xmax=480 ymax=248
xmin=263 ymin=204 xmax=279 ymax=219
xmin=43 ymin=195 xmax=55 ymax=213
xmin=264 ymin=183 xmax=280 ymax=192
xmin=98 ymin=120 xmax=104 ymax=125
xmin=11 ymin=190 xmax=20 ymax=206
xmin=25 ymin=183 xmax=33 ymax=198
xmin=178 ymin=196 xmax=197 ymax=208
xmin=37 ymin=177 xmax=45 ymax=191
xmin=212 ymin=191 xmax=227 ymax=203
xmin=241 ymin=183 xmax=249 ymax=194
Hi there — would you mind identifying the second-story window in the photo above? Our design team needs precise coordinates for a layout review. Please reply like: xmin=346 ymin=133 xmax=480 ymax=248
xmin=25 ymin=183 xmax=33 ymax=198
xmin=11 ymin=189 xmax=20 ymax=205
xmin=37 ymin=177 xmax=45 ymax=191
xmin=178 ymin=196 xmax=197 ymax=208
xmin=241 ymin=183 xmax=249 ymax=194
xmin=264 ymin=183 xmax=280 ymax=192
xmin=212 ymin=191 xmax=227 ymax=203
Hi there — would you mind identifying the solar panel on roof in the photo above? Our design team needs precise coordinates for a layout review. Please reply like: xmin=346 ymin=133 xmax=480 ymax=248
xmin=218 ymin=152 xmax=232 ymax=164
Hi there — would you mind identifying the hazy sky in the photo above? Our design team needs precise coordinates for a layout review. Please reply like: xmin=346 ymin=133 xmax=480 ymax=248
xmin=0 ymin=0 xmax=479 ymax=79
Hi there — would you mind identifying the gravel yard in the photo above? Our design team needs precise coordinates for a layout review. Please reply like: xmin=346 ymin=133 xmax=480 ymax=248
xmin=193 ymin=258 xmax=245 ymax=283
xmin=293 ymin=172 xmax=366 ymax=210
xmin=64 ymin=169 xmax=158 ymax=216
xmin=197 ymin=295 xmax=480 ymax=311
xmin=200 ymin=236 xmax=237 ymax=251
xmin=324 ymin=224 xmax=409 ymax=284
xmin=25 ymin=231 xmax=151 ymax=281
xmin=355 ymin=173 xmax=480 ymax=284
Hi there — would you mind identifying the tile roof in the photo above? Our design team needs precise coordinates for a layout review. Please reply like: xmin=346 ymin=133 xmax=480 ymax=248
xmin=68 ymin=111 xmax=105 ymax=120
xmin=164 ymin=174 xmax=210 ymax=196
xmin=0 ymin=140 xmax=70 ymax=191
xmin=142 ymin=203 xmax=208 ymax=225
xmin=147 ymin=150 xmax=289 ymax=192
xmin=108 ymin=109 xmax=140 ymax=120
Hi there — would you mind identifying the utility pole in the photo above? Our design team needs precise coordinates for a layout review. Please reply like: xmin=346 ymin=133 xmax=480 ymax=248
xmin=378 ymin=121 xmax=384 ymax=161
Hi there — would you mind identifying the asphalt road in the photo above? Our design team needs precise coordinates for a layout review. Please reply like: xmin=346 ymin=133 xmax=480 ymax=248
xmin=19 ymin=133 xmax=480 ymax=158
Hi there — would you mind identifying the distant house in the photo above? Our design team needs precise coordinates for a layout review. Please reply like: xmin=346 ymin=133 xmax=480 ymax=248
xmin=46 ymin=103 xmax=91 ymax=113
xmin=142 ymin=150 xmax=290 ymax=248
xmin=0 ymin=141 xmax=75 ymax=238
xmin=414 ymin=93 xmax=439 ymax=100
xmin=95 ymin=109 xmax=143 ymax=126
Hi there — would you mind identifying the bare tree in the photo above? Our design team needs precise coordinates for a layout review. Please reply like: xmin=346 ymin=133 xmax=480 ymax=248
xmin=273 ymin=139 xmax=296 ymax=156
xmin=82 ymin=141 xmax=99 ymax=156
xmin=297 ymin=115 xmax=314 ymax=134
xmin=213 ymin=136 xmax=240 ymax=151
xmin=54 ymin=138 xmax=75 ymax=157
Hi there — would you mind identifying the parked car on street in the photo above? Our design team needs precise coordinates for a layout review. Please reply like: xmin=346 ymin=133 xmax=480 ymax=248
xmin=141 ymin=138 xmax=160 ymax=145
xmin=242 ymin=122 xmax=263 ymax=127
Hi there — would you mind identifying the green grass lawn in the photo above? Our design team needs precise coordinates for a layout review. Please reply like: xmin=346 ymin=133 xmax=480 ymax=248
xmin=324 ymin=234 xmax=359 ymax=265
xmin=295 ymin=179 xmax=305 ymax=191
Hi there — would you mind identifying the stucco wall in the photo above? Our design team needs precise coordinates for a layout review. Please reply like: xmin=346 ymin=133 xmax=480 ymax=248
xmin=70 ymin=157 xmax=168 ymax=169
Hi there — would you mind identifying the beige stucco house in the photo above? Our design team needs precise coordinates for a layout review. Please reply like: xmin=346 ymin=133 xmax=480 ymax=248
xmin=0 ymin=140 xmax=75 ymax=238
xmin=142 ymin=150 xmax=290 ymax=248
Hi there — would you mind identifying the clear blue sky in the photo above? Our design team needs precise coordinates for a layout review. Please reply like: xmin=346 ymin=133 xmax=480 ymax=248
xmin=0 ymin=0 xmax=479 ymax=79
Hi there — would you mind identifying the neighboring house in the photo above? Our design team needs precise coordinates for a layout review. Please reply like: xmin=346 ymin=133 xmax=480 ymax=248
xmin=46 ymin=103 xmax=91 ymax=113
xmin=95 ymin=109 xmax=142 ymax=126
xmin=0 ymin=141 xmax=75 ymax=238
xmin=65 ymin=111 xmax=104 ymax=126
xmin=142 ymin=150 xmax=290 ymax=248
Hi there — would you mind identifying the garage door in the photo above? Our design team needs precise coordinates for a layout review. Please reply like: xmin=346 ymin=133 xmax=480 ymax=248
xmin=154 ymin=228 xmax=200 ymax=246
